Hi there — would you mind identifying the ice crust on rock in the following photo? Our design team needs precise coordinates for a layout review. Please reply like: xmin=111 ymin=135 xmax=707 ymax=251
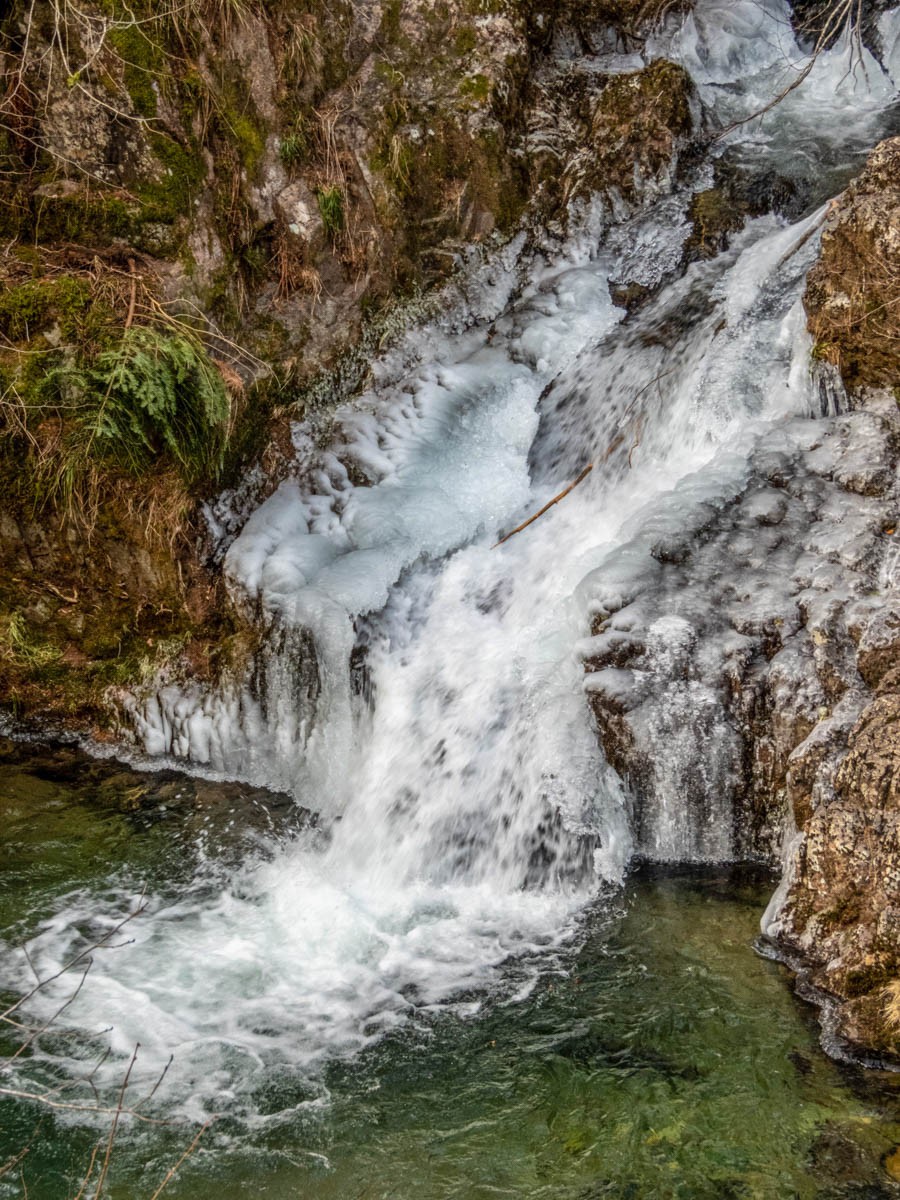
xmin=583 ymin=397 xmax=900 ymax=861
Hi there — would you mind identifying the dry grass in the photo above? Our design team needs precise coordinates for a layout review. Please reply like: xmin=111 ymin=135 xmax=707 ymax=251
xmin=273 ymin=222 xmax=322 ymax=303
xmin=882 ymin=979 xmax=900 ymax=1032
xmin=806 ymin=229 xmax=900 ymax=389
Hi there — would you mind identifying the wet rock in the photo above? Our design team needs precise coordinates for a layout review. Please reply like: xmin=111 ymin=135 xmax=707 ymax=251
xmin=854 ymin=604 xmax=900 ymax=690
xmin=775 ymin=687 xmax=900 ymax=1059
xmin=685 ymin=186 xmax=746 ymax=260
xmin=583 ymin=60 xmax=695 ymax=204
xmin=582 ymin=386 xmax=900 ymax=1052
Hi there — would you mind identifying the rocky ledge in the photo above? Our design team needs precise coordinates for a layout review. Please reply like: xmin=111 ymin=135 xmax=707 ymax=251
xmin=585 ymin=137 xmax=900 ymax=1064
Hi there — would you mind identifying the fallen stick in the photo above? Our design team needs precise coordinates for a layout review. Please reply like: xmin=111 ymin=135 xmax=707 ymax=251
xmin=493 ymin=463 xmax=593 ymax=548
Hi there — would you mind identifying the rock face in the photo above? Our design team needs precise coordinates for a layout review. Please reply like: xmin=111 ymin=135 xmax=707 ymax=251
xmin=773 ymin=138 xmax=900 ymax=1062
xmin=0 ymin=0 xmax=697 ymax=731
xmin=583 ymin=134 xmax=900 ymax=1063
xmin=774 ymin=688 xmax=900 ymax=1061
xmin=584 ymin=394 xmax=900 ymax=863
xmin=805 ymin=137 xmax=900 ymax=389
xmin=586 ymin=389 xmax=900 ymax=1061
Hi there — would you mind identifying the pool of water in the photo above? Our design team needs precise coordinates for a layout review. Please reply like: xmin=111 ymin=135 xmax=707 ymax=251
xmin=1 ymin=743 xmax=899 ymax=1200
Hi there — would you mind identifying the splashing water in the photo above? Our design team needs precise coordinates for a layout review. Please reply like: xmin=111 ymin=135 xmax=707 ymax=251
xmin=5 ymin=0 xmax=900 ymax=1125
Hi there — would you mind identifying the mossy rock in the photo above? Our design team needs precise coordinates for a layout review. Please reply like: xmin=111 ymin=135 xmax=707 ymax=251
xmin=585 ymin=59 xmax=694 ymax=201
xmin=805 ymin=136 xmax=900 ymax=390
xmin=2 ymin=186 xmax=183 ymax=256
xmin=686 ymin=187 xmax=746 ymax=259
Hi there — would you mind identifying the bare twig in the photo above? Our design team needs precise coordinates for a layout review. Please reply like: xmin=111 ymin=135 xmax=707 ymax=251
xmin=0 ymin=1087 xmax=173 ymax=1125
xmin=712 ymin=0 xmax=857 ymax=142
xmin=71 ymin=1142 xmax=101 ymax=1200
xmin=6 ymin=960 xmax=92 ymax=1063
xmin=93 ymin=1043 xmax=139 ymax=1197
xmin=148 ymin=1118 xmax=215 ymax=1200
xmin=125 ymin=258 xmax=138 ymax=330
xmin=1 ymin=891 xmax=147 ymax=1023
xmin=0 ymin=1146 xmax=30 ymax=1181
xmin=493 ymin=464 xmax=594 ymax=548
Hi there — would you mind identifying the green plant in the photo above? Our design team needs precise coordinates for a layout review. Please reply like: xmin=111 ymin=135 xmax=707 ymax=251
xmin=317 ymin=185 xmax=344 ymax=241
xmin=1 ymin=613 xmax=61 ymax=669
xmin=279 ymin=128 xmax=308 ymax=169
xmin=44 ymin=326 xmax=231 ymax=490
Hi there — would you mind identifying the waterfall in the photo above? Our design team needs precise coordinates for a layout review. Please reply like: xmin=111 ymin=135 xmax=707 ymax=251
xmin=7 ymin=0 xmax=900 ymax=1124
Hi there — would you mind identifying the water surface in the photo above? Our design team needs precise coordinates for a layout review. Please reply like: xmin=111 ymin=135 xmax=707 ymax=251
xmin=2 ymin=747 xmax=898 ymax=1200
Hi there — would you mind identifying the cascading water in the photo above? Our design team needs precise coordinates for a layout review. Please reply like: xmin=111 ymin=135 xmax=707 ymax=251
xmin=5 ymin=0 xmax=900 ymax=1129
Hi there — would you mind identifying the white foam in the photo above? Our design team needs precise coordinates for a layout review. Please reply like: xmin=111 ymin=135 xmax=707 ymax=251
xmin=11 ymin=0 xmax=900 ymax=1126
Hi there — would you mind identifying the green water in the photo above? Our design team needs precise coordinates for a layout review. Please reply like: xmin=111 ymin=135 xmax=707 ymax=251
xmin=1 ymin=742 xmax=899 ymax=1200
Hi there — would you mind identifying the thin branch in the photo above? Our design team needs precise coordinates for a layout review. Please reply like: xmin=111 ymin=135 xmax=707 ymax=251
xmin=0 ymin=892 xmax=147 ymax=1023
xmin=712 ymin=0 xmax=856 ymax=143
xmin=6 ymin=959 xmax=92 ymax=1062
xmin=71 ymin=1142 xmax=101 ymax=1200
xmin=124 ymin=258 xmax=138 ymax=330
xmin=0 ymin=1146 xmax=30 ymax=1182
xmin=93 ymin=1042 xmax=139 ymax=1197
xmin=493 ymin=464 xmax=594 ymax=548
xmin=0 ymin=1087 xmax=173 ymax=1125
xmin=148 ymin=1119 xmax=215 ymax=1200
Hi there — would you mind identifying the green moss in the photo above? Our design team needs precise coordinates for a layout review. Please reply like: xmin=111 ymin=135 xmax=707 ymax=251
xmin=586 ymin=59 xmax=694 ymax=201
xmin=687 ymin=187 xmax=745 ymax=258
xmin=107 ymin=21 xmax=163 ymax=118
xmin=379 ymin=0 xmax=403 ymax=44
xmin=6 ymin=187 xmax=181 ymax=256
xmin=0 ymin=276 xmax=102 ymax=345
xmin=142 ymin=133 xmax=203 ymax=219
xmin=230 ymin=113 xmax=267 ymax=175
xmin=214 ymin=71 xmax=268 ymax=179
xmin=842 ymin=962 xmax=896 ymax=998
xmin=1 ymin=613 xmax=62 ymax=671
xmin=31 ymin=192 xmax=133 ymax=243
xmin=459 ymin=73 xmax=491 ymax=104
xmin=811 ymin=339 xmax=839 ymax=364
xmin=453 ymin=24 xmax=478 ymax=53
xmin=374 ymin=60 xmax=406 ymax=88
xmin=817 ymin=893 xmax=863 ymax=931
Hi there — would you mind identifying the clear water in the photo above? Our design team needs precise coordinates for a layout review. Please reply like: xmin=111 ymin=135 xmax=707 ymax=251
xmin=2 ymin=749 xmax=900 ymax=1199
